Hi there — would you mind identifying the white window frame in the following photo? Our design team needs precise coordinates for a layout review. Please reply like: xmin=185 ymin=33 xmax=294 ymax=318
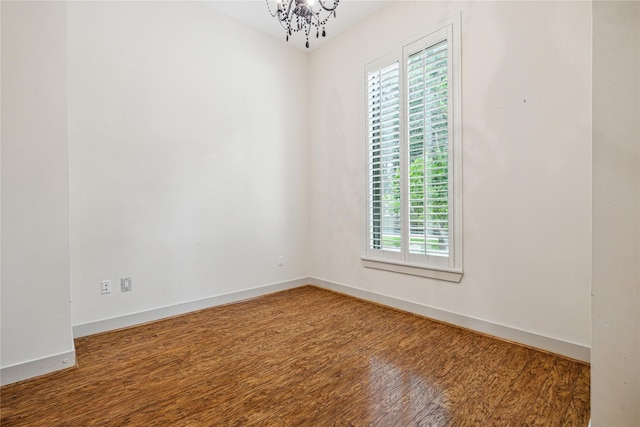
xmin=362 ymin=15 xmax=463 ymax=283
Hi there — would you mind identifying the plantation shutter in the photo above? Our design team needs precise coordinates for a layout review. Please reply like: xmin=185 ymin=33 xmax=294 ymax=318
xmin=363 ymin=17 xmax=461 ymax=277
xmin=367 ymin=61 xmax=401 ymax=252
xmin=406 ymin=40 xmax=450 ymax=257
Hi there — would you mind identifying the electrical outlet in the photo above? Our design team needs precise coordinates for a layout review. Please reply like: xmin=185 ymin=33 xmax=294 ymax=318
xmin=278 ymin=256 xmax=284 ymax=267
xmin=121 ymin=277 xmax=132 ymax=292
xmin=101 ymin=280 xmax=112 ymax=295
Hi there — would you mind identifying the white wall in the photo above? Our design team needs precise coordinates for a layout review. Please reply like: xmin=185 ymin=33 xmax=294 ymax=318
xmin=1 ymin=1 xmax=75 ymax=383
xmin=67 ymin=2 xmax=309 ymax=327
xmin=308 ymin=1 xmax=592 ymax=356
xmin=0 ymin=0 xmax=606 ymax=392
xmin=592 ymin=1 xmax=640 ymax=425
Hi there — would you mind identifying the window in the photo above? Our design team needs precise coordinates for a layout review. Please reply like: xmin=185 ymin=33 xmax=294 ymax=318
xmin=363 ymin=16 xmax=462 ymax=282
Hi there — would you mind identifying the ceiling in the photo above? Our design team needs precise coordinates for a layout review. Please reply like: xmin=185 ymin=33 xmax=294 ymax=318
xmin=204 ymin=0 xmax=391 ymax=51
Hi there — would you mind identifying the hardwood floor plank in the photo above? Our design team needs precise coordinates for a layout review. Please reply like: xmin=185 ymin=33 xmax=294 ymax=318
xmin=0 ymin=286 xmax=590 ymax=426
xmin=433 ymin=338 xmax=512 ymax=411
xmin=339 ymin=357 xmax=420 ymax=425
xmin=483 ymin=351 xmax=557 ymax=425
xmin=376 ymin=382 xmax=446 ymax=426
xmin=447 ymin=344 xmax=536 ymax=426
xmin=523 ymin=358 xmax=581 ymax=426
xmin=558 ymin=363 xmax=591 ymax=427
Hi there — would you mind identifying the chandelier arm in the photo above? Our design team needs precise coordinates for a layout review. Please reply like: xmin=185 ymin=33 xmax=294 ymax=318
xmin=316 ymin=0 xmax=338 ymax=12
xmin=265 ymin=0 xmax=279 ymax=18
xmin=266 ymin=0 xmax=298 ymax=19
xmin=283 ymin=0 xmax=296 ymax=18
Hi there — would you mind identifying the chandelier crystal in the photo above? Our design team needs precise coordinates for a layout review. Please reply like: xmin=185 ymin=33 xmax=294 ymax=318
xmin=266 ymin=0 xmax=340 ymax=48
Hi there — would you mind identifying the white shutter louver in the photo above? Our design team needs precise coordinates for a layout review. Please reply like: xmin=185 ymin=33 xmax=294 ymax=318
xmin=406 ymin=41 xmax=449 ymax=257
xmin=367 ymin=61 xmax=401 ymax=252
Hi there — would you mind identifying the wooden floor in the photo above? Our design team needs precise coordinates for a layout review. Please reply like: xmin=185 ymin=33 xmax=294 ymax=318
xmin=1 ymin=286 xmax=590 ymax=426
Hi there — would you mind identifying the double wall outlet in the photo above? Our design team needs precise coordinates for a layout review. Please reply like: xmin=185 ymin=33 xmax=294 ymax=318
xmin=101 ymin=280 xmax=112 ymax=294
xmin=121 ymin=277 xmax=132 ymax=292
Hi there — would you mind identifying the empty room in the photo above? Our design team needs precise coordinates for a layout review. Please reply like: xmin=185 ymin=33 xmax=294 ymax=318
xmin=1 ymin=0 xmax=638 ymax=426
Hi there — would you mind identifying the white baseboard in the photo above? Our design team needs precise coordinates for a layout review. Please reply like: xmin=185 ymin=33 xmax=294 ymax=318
xmin=73 ymin=275 xmax=589 ymax=363
xmin=309 ymin=277 xmax=591 ymax=363
xmin=73 ymin=277 xmax=309 ymax=338
xmin=1 ymin=349 xmax=76 ymax=386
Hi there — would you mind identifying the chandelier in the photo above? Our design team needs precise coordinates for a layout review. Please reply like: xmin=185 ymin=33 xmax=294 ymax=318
xmin=266 ymin=0 xmax=340 ymax=48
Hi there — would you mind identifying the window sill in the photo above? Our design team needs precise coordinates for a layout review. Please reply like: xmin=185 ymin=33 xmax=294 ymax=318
xmin=361 ymin=257 xmax=463 ymax=283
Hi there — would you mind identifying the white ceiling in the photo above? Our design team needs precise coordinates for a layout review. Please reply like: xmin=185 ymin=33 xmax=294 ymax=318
xmin=204 ymin=0 xmax=391 ymax=51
